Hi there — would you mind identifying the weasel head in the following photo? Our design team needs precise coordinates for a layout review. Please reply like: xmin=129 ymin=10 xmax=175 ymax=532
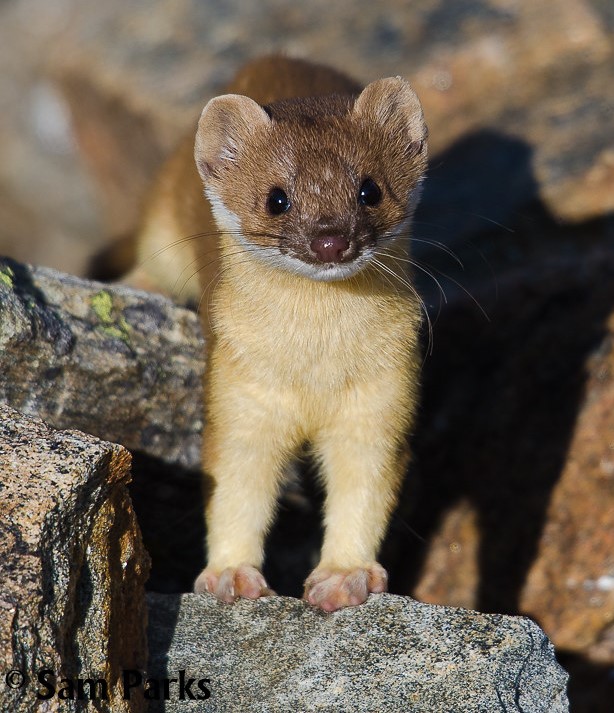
xmin=194 ymin=76 xmax=427 ymax=282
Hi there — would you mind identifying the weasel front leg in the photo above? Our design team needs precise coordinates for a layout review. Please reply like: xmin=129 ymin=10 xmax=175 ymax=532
xmin=194 ymin=377 xmax=298 ymax=602
xmin=305 ymin=392 xmax=411 ymax=611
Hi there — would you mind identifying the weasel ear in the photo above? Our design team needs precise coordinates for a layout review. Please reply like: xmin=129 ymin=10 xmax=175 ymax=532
xmin=353 ymin=77 xmax=427 ymax=150
xmin=194 ymin=94 xmax=271 ymax=182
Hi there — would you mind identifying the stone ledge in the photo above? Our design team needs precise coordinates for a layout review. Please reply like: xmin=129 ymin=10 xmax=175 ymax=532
xmin=147 ymin=591 xmax=569 ymax=713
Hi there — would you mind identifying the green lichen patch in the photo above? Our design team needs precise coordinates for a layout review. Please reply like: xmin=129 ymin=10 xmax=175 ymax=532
xmin=91 ymin=290 xmax=114 ymax=322
xmin=90 ymin=290 xmax=132 ymax=343
xmin=0 ymin=265 xmax=15 ymax=288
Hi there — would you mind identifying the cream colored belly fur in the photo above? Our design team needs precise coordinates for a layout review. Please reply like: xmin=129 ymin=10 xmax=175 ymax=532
xmin=201 ymin=237 xmax=421 ymax=595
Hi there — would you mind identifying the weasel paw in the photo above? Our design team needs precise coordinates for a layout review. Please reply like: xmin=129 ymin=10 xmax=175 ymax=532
xmin=193 ymin=565 xmax=274 ymax=603
xmin=303 ymin=563 xmax=388 ymax=612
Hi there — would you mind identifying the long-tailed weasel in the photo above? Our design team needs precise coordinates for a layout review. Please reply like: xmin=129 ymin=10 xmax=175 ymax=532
xmin=135 ymin=56 xmax=427 ymax=611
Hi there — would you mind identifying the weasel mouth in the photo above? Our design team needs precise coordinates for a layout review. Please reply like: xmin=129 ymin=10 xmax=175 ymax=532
xmin=307 ymin=258 xmax=370 ymax=281
xmin=285 ymin=251 xmax=372 ymax=282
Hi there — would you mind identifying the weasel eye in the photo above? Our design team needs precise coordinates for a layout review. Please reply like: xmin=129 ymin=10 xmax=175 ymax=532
xmin=267 ymin=187 xmax=291 ymax=215
xmin=358 ymin=178 xmax=382 ymax=207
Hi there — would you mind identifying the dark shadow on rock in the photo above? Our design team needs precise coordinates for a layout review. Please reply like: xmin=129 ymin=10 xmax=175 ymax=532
xmin=129 ymin=453 xmax=206 ymax=593
xmin=130 ymin=451 xmax=322 ymax=597
xmin=2 ymin=256 xmax=75 ymax=356
xmin=262 ymin=458 xmax=324 ymax=598
xmin=557 ymin=651 xmax=614 ymax=713
xmin=383 ymin=130 xmax=614 ymax=612
xmin=146 ymin=592 xmax=182 ymax=713
xmin=411 ymin=130 xmax=612 ymax=306
xmin=380 ymin=131 xmax=614 ymax=712
xmin=414 ymin=129 xmax=538 ymax=255
xmin=384 ymin=251 xmax=614 ymax=611
xmin=131 ymin=456 xmax=202 ymax=711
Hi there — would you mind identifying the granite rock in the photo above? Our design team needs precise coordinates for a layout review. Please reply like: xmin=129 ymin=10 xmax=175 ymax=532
xmin=0 ymin=406 xmax=150 ymax=713
xmin=0 ymin=256 xmax=204 ymax=471
xmin=147 ymin=592 xmax=569 ymax=713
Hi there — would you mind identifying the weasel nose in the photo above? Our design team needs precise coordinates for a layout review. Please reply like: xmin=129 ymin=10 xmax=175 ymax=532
xmin=310 ymin=235 xmax=350 ymax=263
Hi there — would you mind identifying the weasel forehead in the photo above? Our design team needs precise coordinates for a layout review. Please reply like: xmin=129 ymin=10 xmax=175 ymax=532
xmin=295 ymin=166 xmax=355 ymax=210
xmin=291 ymin=146 xmax=357 ymax=191
xmin=272 ymin=120 xmax=360 ymax=170
xmin=321 ymin=166 xmax=335 ymax=182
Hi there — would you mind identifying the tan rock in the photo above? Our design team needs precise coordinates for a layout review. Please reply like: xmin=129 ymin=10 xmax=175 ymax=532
xmin=0 ymin=0 xmax=104 ymax=275
xmin=49 ymin=0 xmax=614 ymax=243
xmin=0 ymin=0 xmax=614 ymax=274
xmin=1 ymin=0 xmax=612 ymax=273
xmin=521 ymin=307 xmax=614 ymax=659
xmin=0 ymin=406 xmax=150 ymax=713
